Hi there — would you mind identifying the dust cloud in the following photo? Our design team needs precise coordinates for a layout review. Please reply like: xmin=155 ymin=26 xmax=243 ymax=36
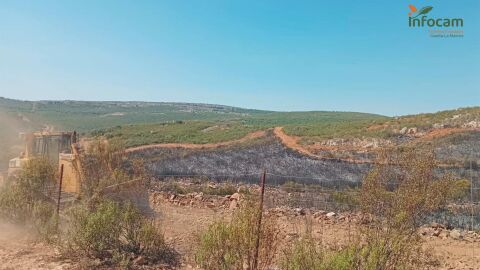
xmin=0 ymin=110 xmax=30 ymax=172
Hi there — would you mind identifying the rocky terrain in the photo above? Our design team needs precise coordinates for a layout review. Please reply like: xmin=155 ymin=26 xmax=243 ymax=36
xmin=1 ymin=179 xmax=479 ymax=269
xmin=148 ymin=181 xmax=480 ymax=269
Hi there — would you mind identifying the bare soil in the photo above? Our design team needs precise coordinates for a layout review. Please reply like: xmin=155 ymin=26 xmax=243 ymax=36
xmin=152 ymin=188 xmax=480 ymax=270
xmin=414 ymin=127 xmax=479 ymax=141
xmin=0 ymin=222 xmax=72 ymax=270
xmin=273 ymin=127 xmax=374 ymax=164
xmin=154 ymin=197 xmax=480 ymax=270
xmin=1 ymin=199 xmax=479 ymax=269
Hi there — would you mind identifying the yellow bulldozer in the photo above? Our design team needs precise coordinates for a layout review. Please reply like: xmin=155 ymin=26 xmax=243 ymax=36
xmin=5 ymin=130 xmax=150 ymax=213
xmin=7 ymin=131 xmax=83 ymax=194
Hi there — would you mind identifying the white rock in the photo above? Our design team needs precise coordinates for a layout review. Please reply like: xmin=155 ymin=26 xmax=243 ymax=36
xmin=326 ymin=212 xmax=336 ymax=218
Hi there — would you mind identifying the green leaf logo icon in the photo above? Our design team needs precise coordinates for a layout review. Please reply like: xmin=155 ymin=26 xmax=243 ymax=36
xmin=412 ymin=6 xmax=433 ymax=18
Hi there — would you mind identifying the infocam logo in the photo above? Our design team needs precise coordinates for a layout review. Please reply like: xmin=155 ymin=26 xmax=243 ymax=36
xmin=408 ymin=4 xmax=463 ymax=27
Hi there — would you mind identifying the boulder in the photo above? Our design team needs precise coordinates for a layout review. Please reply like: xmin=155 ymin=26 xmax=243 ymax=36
xmin=326 ymin=212 xmax=336 ymax=218
xmin=407 ymin=127 xmax=417 ymax=135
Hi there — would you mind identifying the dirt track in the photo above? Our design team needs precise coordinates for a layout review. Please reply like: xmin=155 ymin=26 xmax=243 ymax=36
xmin=0 ymin=222 xmax=71 ymax=270
xmin=272 ymin=127 xmax=376 ymax=164
xmin=125 ymin=126 xmax=371 ymax=164
xmin=1 ymin=198 xmax=479 ymax=269
xmin=125 ymin=126 xmax=470 ymax=167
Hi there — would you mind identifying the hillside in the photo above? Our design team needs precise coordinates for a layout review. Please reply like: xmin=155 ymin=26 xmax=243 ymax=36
xmin=0 ymin=97 xmax=267 ymax=132
xmin=0 ymin=97 xmax=384 ymax=169
xmin=0 ymin=97 xmax=479 ymax=175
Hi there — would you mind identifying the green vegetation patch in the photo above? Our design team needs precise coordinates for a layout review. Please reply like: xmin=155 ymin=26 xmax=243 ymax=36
xmin=94 ymin=121 xmax=260 ymax=147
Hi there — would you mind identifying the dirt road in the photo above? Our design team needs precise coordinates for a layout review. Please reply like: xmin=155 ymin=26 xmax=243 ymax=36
xmin=0 ymin=222 xmax=71 ymax=270
xmin=1 ymin=200 xmax=478 ymax=269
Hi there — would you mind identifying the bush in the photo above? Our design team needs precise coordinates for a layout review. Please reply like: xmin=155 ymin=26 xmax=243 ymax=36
xmin=159 ymin=181 xmax=189 ymax=194
xmin=64 ymin=199 xmax=178 ymax=266
xmin=355 ymin=148 xmax=455 ymax=269
xmin=281 ymin=235 xmax=357 ymax=270
xmin=447 ymin=179 xmax=471 ymax=201
xmin=281 ymin=181 xmax=305 ymax=193
xmin=331 ymin=188 xmax=359 ymax=209
xmin=195 ymin=200 xmax=280 ymax=270
xmin=81 ymin=138 xmax=128 ymax=197
xmin=282 ymin=148 xmax=454 ymax=270
xmin=0 ymin=157 xmax=58 ymax=241
xmin=281 ymin=236 xmax=324 ymax=270
xmin=32 ymin=201 xmax=58 ymax=243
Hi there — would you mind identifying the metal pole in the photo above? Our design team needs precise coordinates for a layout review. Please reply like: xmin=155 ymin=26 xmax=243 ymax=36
xmin=253 ymin=169 xmax=266 ymax=270
xmin=470 ymin=159 xmax=474 ymax=261
xmin=56 ymin=164 xmax=64 ymax=216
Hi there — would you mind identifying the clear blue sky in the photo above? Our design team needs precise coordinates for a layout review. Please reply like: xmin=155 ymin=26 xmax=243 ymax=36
xmin=0 ymin=0 xmax=479 ymax=116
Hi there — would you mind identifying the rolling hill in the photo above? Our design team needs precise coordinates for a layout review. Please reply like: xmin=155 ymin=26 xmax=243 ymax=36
xmin=0 ymin=97 xmax=479 ymax=174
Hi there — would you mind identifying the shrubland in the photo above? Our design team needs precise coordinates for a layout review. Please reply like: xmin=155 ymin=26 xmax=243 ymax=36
xmin=280 ymin=148 xmax=468 ymax=270
xmin=194 ymin=148 xmax=470 ymax=270
xmin=0 ymin=157 xmax=58 ymax=242
xmin=0 ymin=139 xmax=178 ymax=268
xmin=195 ymin=200 xmax=280 ymax=270
xmin=63 ymin=200 xmax=177 ymax=267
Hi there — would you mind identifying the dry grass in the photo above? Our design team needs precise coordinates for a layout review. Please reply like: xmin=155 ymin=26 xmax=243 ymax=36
xmin=195 ymin=199 xmax=280 ymax=270
xmin=280 ymin=148 xmax=465 ymax=270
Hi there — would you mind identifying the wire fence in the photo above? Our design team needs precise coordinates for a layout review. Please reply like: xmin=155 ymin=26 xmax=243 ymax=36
xmin=48 ymin=164 xmax=480 ymax=266
xmin=151 ymin=168 xmax=480 ymax=229
xmin=150 ymin=167 xmax=480 ymax=265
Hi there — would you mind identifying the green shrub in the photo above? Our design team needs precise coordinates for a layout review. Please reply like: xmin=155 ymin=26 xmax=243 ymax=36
xmin=32 ymin=201 xmax=58 ymax=243
xmin=281 ymin=236 xmax=324 ymax=270
xmin=331 ymin=188 xmax=359 ymax=209
xmin=159 ymin=181 xmax=189 ymax=194
xmin=282 ymin=149 xmax=453 ymax=270
xmin=281 ymin=181 xmax=305 ymax=193
xmin=325 ymin=247 xmax=357 ymax=270
xmin=0 ymin=158 xmax=58 ymax=241
xmin=357 ymin=148 xmax=453 ymax=269
xmin=281 ymin=235 xmax=357 ymax=270
xmin=447 ymin=179 xmax=471 ymax=201
xmin=64 ymin=200 xmax=178 ymax=266
xmin=195 ymin=200 xmax=279 ymax=270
